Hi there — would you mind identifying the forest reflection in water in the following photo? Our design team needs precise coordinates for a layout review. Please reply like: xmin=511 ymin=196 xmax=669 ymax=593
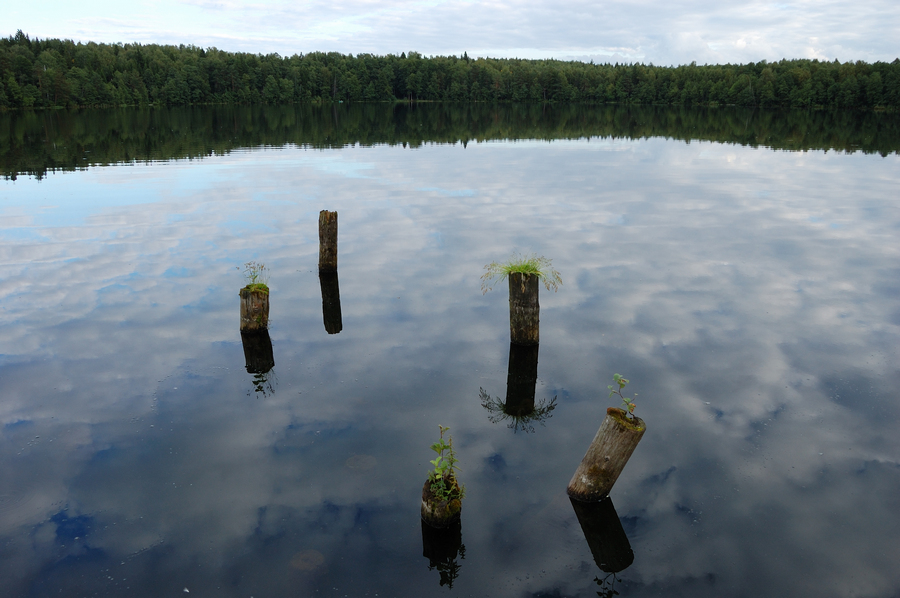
xmin=0 ymin=107 xmax=899 ymax=597
xmin=3 ymin=102 xmax=900 ymax=180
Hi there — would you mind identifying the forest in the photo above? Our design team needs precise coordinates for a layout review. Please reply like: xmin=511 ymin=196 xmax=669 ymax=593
xmin=4 ymin=103 xmax=899 ymax=179
xmin=2 ymin=30 xmax=899 ymax=110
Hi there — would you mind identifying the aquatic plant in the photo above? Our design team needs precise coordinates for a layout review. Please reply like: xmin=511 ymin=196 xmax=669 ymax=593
xmin=480 ymin=252 xmax=562 ymax=294
xmin=607 ymin=373 xmax=637 ymax=418
xmin=428 ymin=426 xmax=465 ymax=503
xmin=241 ymin=260 xmax=269 ymax=293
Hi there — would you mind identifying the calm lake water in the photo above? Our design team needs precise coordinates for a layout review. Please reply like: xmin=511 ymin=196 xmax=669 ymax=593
xmin=1 ymin=105 xmax=899 ymax=597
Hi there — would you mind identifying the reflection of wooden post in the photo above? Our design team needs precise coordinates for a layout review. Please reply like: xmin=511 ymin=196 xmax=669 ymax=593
xmin=318 ymin=271 xmax=342 ymax=334
xmin=505 ymin=343 xmax=539 ymax=415
xmin=318 ymin=210 xmax=338 ymax=273
xmin=240 ymin=287 xmax=269 ymax=332
xmin=240 ymin=330 xmax=274 ymax=374
xmin=421 ymin=518 xmax=463 ymax=588
xmin=570 ymin=496 xmax=634 ymax=573
xmin=567 ymin=408 xmax=645 ymax=502
xmin=509 ymin=272 xmax=539 ymax=345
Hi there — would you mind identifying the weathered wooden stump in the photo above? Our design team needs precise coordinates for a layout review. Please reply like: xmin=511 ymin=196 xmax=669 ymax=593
xmin=318 ymin=210 xmax=338 ymax=273
xmin=505 ymin=342 xmax=539 ymax=415
xmin=509 ymin=272 xmax=539 ymax=345
xmin=240 ymin=330 xmax=274 ymax=374
xmin=421 ymin=475 xmax=463 ymax=529
xmin=239 ymin=286 xmax=269 ymax=332
xmin=318 ymin=271 xmax=342 ymax=334
xmin=570 ymin=496 xmax=634 ymax=573
xmin=567 ymin=408 xmax=646 ymax=502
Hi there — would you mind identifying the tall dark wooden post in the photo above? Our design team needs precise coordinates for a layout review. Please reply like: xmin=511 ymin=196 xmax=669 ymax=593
xmin=318 ymin=210 xmax=338 ymax=273
xmin=508 ymin=272 xmax=539 ymax=345
xmin=567 ymin=408 xmax=645 ymax=502
xmin=240 ymin=287 xmax=269 ymax=332
xmin=570 ymin=496 xmax=634 ymax=573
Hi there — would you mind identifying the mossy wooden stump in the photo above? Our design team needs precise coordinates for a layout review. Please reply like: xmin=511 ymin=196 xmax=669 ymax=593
xmin=509 ymin=272 xmax=539 ymax=345
xmin=318 ymin=210 xmax=338 ymax=273
xmin=567 ymin=408 xmax=646 ymax=502
xmin=421 ymin=475 xmax=463 ymax=528
xmin=240 ymin=285 xmax=269 ymax=332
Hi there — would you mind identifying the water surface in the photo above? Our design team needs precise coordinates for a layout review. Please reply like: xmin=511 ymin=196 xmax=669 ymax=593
xmin=1 ymin=106 xmax=899 ymax=597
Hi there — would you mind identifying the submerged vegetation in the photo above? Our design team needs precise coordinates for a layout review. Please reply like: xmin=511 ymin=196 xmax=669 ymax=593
xmin=2 ymin=30 xmax=899 ymax=110
xmin=481 ymin=253 xmax=562 ymax=294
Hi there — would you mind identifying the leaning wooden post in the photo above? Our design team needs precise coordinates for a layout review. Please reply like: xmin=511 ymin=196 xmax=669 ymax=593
xmin=567 ymin=408 xmax=645 ymax=502
xmin=318 ymin=210 xmax=338 ymax=273
xmin=508 ymin=272 xmax=539 ymax=345
xmin=240 ymin=286 xmax=269 ymax=332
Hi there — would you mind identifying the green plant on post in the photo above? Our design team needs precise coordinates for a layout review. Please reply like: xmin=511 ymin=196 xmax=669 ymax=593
xmin=480 ymin=253 xmax=562 ymax=294
xmin=428 ymin=426 xmax=465 ymax=502
xmin=608 ymin=373 xmax=637 ymax=418
xmin=242 ymin=260 xmax=269 ymax=293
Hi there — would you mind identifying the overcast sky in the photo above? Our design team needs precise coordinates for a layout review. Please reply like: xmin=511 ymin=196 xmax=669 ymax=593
xmin=7 ymin=0 xmax=900 ymax=67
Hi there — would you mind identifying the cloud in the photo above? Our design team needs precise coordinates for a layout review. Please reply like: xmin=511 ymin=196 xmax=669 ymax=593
xmin=12 ymin=0 xmax=900 ymax=64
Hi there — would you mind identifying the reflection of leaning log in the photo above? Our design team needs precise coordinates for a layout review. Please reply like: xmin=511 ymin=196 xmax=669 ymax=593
xmin=240 ymin=330 xmax=274 ymax=374
xmin=421 ymin=518 xmax=464 ymax=588
xmin=505 ymin=342 xmax=539 ymax=415
xmin=570 ymin=496 xmax=634 ymax=573
xmin=318 ymin=271 xmax=342 ymax=334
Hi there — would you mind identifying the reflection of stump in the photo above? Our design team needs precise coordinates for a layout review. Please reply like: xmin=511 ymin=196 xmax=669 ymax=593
xmin=421 ymin=518 xmax=464 ymax=588
xmin=509 ymin=272 xmax=539 ymax=345
xmin=318 ymin=271 xmax=342 ymax=334
xmin=567 ymin=408 xmax=646 ymax=502
xmin=505 ymin=343 xmax=539 ymax=415
xmin=318 ymin=210 xmax=338 ymax=273
xmin=240 ymin=287 xmax=269 ymax=332
xmin=421 ymin=476 xmax=463 ymax=528
xmin=240 ymin=330 xmax=274 ymax=374
xmin=422 ymin=517 xmax=462 ymax=565
xmin=570 ymin=496 xmax=634 ymax=573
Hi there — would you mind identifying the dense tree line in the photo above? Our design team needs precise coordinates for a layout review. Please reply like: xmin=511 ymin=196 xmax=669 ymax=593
xmin=2 ymin=31 xmax=900 ymax=110
xmin=4 ymin=103 xmax=899 ymax=179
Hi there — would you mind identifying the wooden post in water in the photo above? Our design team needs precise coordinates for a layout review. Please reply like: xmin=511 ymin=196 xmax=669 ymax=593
xmin=318 ymin=210 xmax=338 ymax=273
xmin=240 ymin=287 xmax=269 ymax=332
xmin=508 ymin=272 xmax=539 ymax=345
xmin=567 ymin=408 xmax=645 ymax=502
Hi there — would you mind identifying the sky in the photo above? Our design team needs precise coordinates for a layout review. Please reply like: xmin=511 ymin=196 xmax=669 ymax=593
xmin=5 ymin=0 xmax=900 ymax=66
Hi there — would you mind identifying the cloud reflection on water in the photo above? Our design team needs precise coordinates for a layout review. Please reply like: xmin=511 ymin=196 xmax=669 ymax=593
xmin=1 ymin=138 xmax=899 ymax=596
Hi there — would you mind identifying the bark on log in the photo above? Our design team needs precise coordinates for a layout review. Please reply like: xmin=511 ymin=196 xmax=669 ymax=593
xmin=505 ymin=342 xmax=539 ymax=415
xmin=570 ymin=496 xmax=634 ymax=573
xmin=240 ymin=330 xmax=274 ymax=374
xmin=239 ymin=287 xmax=269 ymax=332
xmin=318 ymin=271 xmax=343 ymax=334
xmin=508 ymin=272 xmax=539 ymax=345
xmin=567 ymin=408 xmax=645 ymax=502
xmin=318 ymin=210 xmax=338 ymax=272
